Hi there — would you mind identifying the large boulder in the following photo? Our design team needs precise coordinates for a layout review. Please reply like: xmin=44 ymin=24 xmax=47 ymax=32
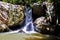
xmin=32 ymin=3 xmax=46 ymax=21
xmin=34 ymin=17 xmax=55 ymax=34
xmin=0 ymin=1 xmax=25 ymax=32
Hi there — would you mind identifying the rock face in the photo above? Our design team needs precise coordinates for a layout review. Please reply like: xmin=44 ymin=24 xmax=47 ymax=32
xmin=34 ymin=17 xmax=55 ymax=34
xmin=32 ymin=3 xmax=46 ymax=21
xmin=0 ymin=1 xmax=25 ymax=32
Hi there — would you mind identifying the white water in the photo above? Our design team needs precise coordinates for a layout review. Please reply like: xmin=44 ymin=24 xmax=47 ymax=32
xmin=20 ymin=2 xmax=54 ymax=34
xmin=20 ymin=7 xmax=37 ymax=34
xmin=0 ymin=6 xmax=37 ymax=34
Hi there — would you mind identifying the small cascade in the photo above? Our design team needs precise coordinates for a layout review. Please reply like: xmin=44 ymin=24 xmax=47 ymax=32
xmin=20 ymin=7 xmax=36 ymax=34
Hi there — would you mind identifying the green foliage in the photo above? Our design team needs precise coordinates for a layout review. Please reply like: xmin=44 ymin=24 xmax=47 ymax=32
xmin=3 ymin=0 xmax=18 ymax=4
xmin=3 ymin=0 xmax=7 ymax=2
xmin=2 ymin=0 xmax=54 ymax=6
xmin=2 ymin=0 xmax=45 ymax=4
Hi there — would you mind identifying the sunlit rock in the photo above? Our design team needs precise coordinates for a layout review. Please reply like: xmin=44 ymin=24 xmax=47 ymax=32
xmin=34 ymin=17 xmax=55 ymax=34
xmin=0 ymin=1 xmax=25 ymax=32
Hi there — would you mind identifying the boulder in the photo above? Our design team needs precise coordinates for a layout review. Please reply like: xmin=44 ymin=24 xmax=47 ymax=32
xmin=34 ymin=17 xmax=55 ymax=34
xmin=0 ymin=1 xmax=25 ymax=32
xmin=32 ymin=3 xmax=46 ymax=21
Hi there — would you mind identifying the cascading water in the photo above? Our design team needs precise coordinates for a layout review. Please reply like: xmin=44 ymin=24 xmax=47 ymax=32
xmin=19 ymin=6 xmax=37 ymax=34
xmin=4 ymin=6 xmax=37 ymax=34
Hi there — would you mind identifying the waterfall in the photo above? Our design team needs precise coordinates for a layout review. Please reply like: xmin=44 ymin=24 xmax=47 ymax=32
xmin=20 ymin=7 xmax=37 ymax=34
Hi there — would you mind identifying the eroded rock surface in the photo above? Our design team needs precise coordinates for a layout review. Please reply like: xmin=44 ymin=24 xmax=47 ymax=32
xmin=0 ymin=1 xmax=25 ymax=32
